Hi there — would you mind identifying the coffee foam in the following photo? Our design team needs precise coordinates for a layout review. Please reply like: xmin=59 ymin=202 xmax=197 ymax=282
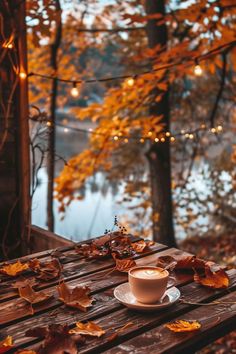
xmin=130 ymin=267 xmax=167 ymax=279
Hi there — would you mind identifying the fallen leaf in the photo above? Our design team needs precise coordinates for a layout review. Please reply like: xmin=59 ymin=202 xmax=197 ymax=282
xmin=107 ymin=322 xmax=134 ymax=342
xmin=18 ymin=284 xmax=52 ymax=305
xmin=69 ymin=321 xmax=105 ymax=337
xmin=0 ymin=261 xmax=29 ymax=277
xmin=26 ymin=324 xmax=85 ymax=354
xmin=112 ymin=253 xmax=136 ymax=272
xmin=92 ymin=234 xmax=111 ymax=247
xmin=175 ymin=256 xmax=206 ymax=270
xmin=156 ymin=256 xmax=177 ymax=270
xmin=165 ymin=320 xmax=201 ymax=332
xmin=30 ymin=259 xmax=62 ymax=281
xmin=15 ymin=351 xmax=37 ymax=354
xmin=194 ymin=267 xmax=230 ymax=289
xmin=11 ymin=278 xmax=37 ymax=289
xmin=57 ymin=282 xmax=94 ymax=311
xmin=132 ymin=240 xmax=148 ymax=253
xmin=0 ymin=336 xmax=13 ymax=353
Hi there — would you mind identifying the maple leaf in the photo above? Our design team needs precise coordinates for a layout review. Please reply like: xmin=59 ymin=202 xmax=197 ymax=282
xmin=69 ymin=321 xmax=105 ymax=337
xmin=0 ymin=261 xmax=29 ymax=277
xmin=165 ymin=320 xmax=201 ymax=332
xmin=26 ymin=324 xmax=85 ymax=354
xmin=112 ymin=253 xmax=136 ymax=272
xmin=156 ymin=255 xmax=177 ymax=271
xmin=175 ymin=256 xmax=206 ymax=270
xmin=29 ymin=258 xmax=62 ymax=281
xmin=131 ymin=240 xmax=148 ymax=253
xmin=57 ymin=282 xmax=94 ymax=311
xmin=0 ymin=336 xmax=13 ymax=354
xmin=11 ymin=278 xmax=37 ymax=289
xmin=18 ymin=284 xmax=52 ymax=305
xmin=194 ymin=267 xmax=229 ymax=289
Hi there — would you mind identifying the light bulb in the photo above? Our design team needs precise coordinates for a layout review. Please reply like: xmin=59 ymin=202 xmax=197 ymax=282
xmin=148 ymin=131 xmax=153 ymax=137
xmin=165 ymin=131 xmax=171 ymax=137
xmin=70 ymin=82 xmax=79 ymax=97
xmin=126 ymin=77 xmax=134 ymax=87
xmin=3 ymin=42 xmax=13 ymax=49
xmin=161 ymin=137 xmax=165 ymax=142
xmin=185 ymin=133 xmax=189 ymax=138
xmin=194 ymin=64 xmax=203 ymax=76
xmin=124 ymin=138 xmax=129 ymax=143
xmin=64 ymin=128 xmax=68 ymax=133
xmin=140 ymin=138 xmax=145 ymax=143
xmin=154 ymin=137 xmax=159 ymax=142
xmin=201 ymin=123 xmax=206 ymax=129
xmin=113 ymin=136 xmax=119 ymax=141
xmin=217 ymin=125 xmax=223 ymax=132
xmin=211 ymin=127 xmax=216 ymax=133
xmin=46 ymin=121 xmax=52 ymax=127
xmin=19 ymin=71 xmax=27 ymax=79
xmin=170 ymin=136 xmax=175 ymax=142
xmin=189 ymin=133 xmax=194 ymax=139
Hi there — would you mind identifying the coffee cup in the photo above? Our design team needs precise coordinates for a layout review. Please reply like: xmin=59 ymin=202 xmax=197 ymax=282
xmin=128 ymin=266 xmax=169 ymax=304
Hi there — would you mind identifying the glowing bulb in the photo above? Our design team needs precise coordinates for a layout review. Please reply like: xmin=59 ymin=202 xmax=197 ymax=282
xmin=140 ymin=138 xmax=145 ymax=143
xmin=88 ymin=128 xmax=93 ymax=132
xmin=64 ymin=128 xmax=68 ymax=133
xmin=148 ymin=131 xmax=153 ymax=137
xmin=118 ymin=132 xmax=122 ymax=136
xmin=113 ymin=136 xmax=119 ymax=141
xmin=3 ymin=42 xmax=13 ymax=49
xmin=161 ymin=137 xmax=165 ymax=142
xmin=124 ymin=138 xmax=129 ymax=143
xmin=154 ymin=137 xmax=159 ymax=142
xmin=19 ymin=71 xmax=27 ymax=79
xmin=185 ymin=133 xmax=189 ymax=138
xmin=46 ymin=121 xmax=52 ymax=127
xmin=165 ymin=131 xmax=171 ymax=137
xmin=194 ymin=64 xmax=203 ymax=76
xmin=211 ymin=127 xmax=216 ymax=133
xmin=189 ymin=134 xmax=194 ymax=139
xmin=201 ymin=123 xmax=206 ymax=129
xmin=126 ymin=77 xmax=134 ymax=87
xmin=217 ymin=125 xmax=223 ymax=132
xmin=181 ymin=129 xmax=185 ymax=134
xmin=170 ymin=136 xmax=175 ymax=142
xmin=71 ymin=83 xmax=79 ymax=97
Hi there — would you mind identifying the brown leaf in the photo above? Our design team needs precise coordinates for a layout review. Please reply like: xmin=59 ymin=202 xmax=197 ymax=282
xmin=30 ymin=259 xmax=62 ymax=281
xmin=18 ymin=284 xmax=52 ymax=305
xmin=112 ymin=253 xmax=136 ymax=272
xmin=0 ymin=261 xmax=29 ymax=277
xmin=165 ymin=320 xmax=201 ymax=332
xmin=26 ymin=324 xmax=84 ymax=354
xmin=132 ymin=240 xmax=148 ymax=253
xmin=69 ymin=321 xmax=105 ymax=337
xmin=57 ymin=282 xmax=94 ymax=311
xmin=15 ymin=351 xmax=37 ymax=354
xmin=175 ymin=256 xmax=206 ymax=270
xmin=156 ymin=255 xmax=177 ymax=270
xmin=0 ymin=336 xmax=13 ymax=353
xmin=92 ymin=234 xmax=111 ymax=247
xmin=11 ymin=277 xmax=37 ymax=289
xmin=194 ymin=267 xmax=230 ymax=289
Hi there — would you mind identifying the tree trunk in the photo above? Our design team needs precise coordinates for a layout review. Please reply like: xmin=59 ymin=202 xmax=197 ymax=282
xmin=47 ymin=0 xmax=62 ymax=231
xmin=145 ymin=0 xmax=176 ymax=246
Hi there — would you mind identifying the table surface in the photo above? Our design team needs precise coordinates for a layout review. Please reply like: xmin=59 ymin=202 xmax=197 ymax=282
xmin=0 ymin=235 xmax=235 ymax=354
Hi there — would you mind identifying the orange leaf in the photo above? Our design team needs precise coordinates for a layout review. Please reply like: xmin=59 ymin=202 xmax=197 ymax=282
xmin=69 ymin=321 xmax=105 ymax=337
xmin=29 ymin=258 xmax=62 ymax=281
xmin=57 ymin=282 xmax=94 ymax=311
xmin=165 ymin=320 xmax=201 ymax=332
xmin=112 ymin=253 xmax=136 ymax=272
xmin=175 ymin=256 xmax=206 ymax=270
xmin=132 ymin=240 xmax=147 ymax=253
xmin=194 ymin=267 xmax=229 ymax=289
xmin=0 ymin=336 xmax=13 ymax=354
xmin=18 ymin=284 xmax=52 ymax=305
xmin=0 ymin=261 xmax=29 ymax=277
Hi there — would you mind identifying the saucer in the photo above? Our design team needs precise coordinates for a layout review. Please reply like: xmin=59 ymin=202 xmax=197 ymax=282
xmin=114 ymin=283 xmax=180 ymax=311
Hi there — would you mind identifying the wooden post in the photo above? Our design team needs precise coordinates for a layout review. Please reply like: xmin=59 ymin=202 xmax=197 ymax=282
xmin=0 ymin=0 xmax=30 ymax=259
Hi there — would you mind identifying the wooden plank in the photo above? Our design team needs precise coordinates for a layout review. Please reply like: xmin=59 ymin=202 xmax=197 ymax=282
xmin=104 ymin=291 xmax=236 ymax=354
xmin=4 ymin=270 xmax=236 ymax=353
xmin=0 ymin=244 xmax=172 ymax=325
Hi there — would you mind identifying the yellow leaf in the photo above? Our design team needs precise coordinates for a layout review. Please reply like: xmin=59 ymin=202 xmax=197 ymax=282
xmin=165 ymin=320 xmax=201 ymax=332
xmin=69 ymin=321 xmax=105 ymax=337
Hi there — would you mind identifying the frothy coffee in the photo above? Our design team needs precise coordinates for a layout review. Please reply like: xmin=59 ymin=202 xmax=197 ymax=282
xmin=130 ymin=267 xmax=168 ymax=279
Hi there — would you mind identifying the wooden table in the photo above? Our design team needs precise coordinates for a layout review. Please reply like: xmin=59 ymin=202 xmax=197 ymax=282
xmin=0 ymin=236 xmax=235 ymax=353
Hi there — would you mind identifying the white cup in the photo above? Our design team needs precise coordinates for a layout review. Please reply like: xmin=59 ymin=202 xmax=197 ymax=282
xmin=128 ymin=266 xmax=169 ymax=304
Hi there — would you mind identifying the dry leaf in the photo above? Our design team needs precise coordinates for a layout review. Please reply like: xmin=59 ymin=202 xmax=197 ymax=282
xmin=0 ymin=261 xmax=29 ymax=277
xmin=0 ymin=336 xmax=13 ymax=353
xmin=165 ymin=320 xmax=201 ymax=332
xmin=107 ymin=322 xmax=134 ymax=342
xmin=194 ymin=267 xmax=229 ymax=289
xmin=57 ymin=282 xmax=94 ymax=311
xmin=69 ymin=321 xmax=105 ymax=337
xmin=30 ymin=258 xmax=62 ymax=281
xmin=156 ymin=255 xmax=177 ymax=270
xmin=112 ymin=253 xmax=136 ymax=272
xmin=15 ymin=351 xmax=37 ymax=354
xmin=26 ymin=324 xmax=85 ymax=354
xmin=175 ymin=256 xmax=206 ymax=270
xmin=18 ymin=284 xmax=52 ymax=305
xmin=11 ymin=278 xmax=37 ymax=289
xmin=132 ymin=240 xmax=148 ymax=253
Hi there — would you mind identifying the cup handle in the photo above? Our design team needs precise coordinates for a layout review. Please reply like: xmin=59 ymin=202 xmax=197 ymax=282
xmin=167 ymin=276 xmax=176 ymax=289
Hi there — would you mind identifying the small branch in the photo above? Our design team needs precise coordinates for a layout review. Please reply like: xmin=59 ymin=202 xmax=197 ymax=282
xmin=209 ymin=52 xmax=227 ymax=128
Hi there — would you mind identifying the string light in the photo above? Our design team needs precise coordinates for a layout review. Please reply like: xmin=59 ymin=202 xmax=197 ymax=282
xmin=217 ymin=125 xmax=223 ymax=132
xmin=170 ymin=136 xmax=175 ymax=142
xmin=189 ymin=133 xmax=194 ymax=139
xmin=113 ymin=136 xmax=119 ymax=141
xmin=124 ymin=138 xmax=129 ymax=143
xmin=165 ymin=131 xmax=171 ymax=137
xmin=140 ymin=138 xmax=145 ymax=143
xmin=46 ymin=121 xmax=52 ymax=127
xmin=19 ymin=71 xmax=27 ymax=79
xmin=194 ymin=64 xmax=203 ymax=76
xmin=148 ymin=131 xmax=153 ymax=137
xmin=154 ymin=137 xmax=159 ymax=142
xmin=201 ymin=123 xmax=206 ymax=129
xmin=70 ymin=82 xmax=79 ymax=97
xmin=126 ymin=77 xmax=135 ymax=87
xmin=211 ymin=127 xmax=216 ymax=133
xmin=160 ymin=137 xmax=165 ymax=142
xmin=185 ymin=133 xmax=189 ymax=138
xmin=64 ymin=127 xmax=68 ymax=133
